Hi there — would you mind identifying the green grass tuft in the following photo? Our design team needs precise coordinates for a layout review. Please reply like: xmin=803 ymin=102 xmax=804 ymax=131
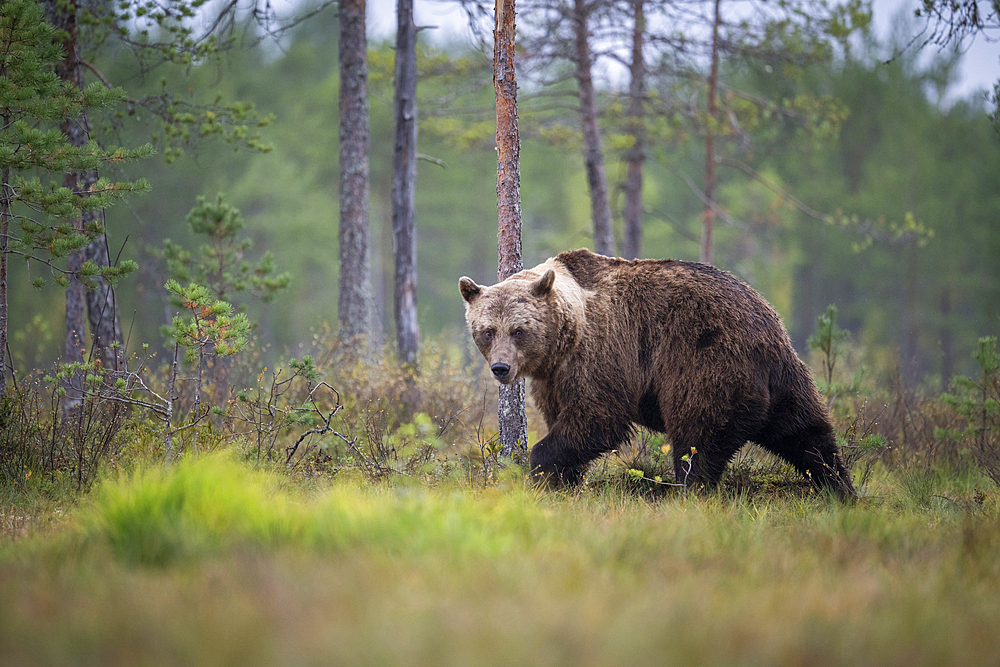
xmin=2 ymin=456 xmax=999 ymax=665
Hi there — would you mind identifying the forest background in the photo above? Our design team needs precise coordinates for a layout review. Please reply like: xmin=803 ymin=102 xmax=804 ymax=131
xmin=3 ymin=2 xmax=1000 ymax=662
xmin=5 ymin=0 xmax=999 ymax=390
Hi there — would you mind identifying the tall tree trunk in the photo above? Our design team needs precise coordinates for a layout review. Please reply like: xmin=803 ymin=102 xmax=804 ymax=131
xmin=85 ymin=236 xmax=124 ymax=373
xmin=47 ymin=0 xmax=125 ymax=379
xmin=940 ymin=286 xmax=953 ymax=389
xmin=494 ymin=0 xmax=527 ymax=461
xmin=392 ymin=0 xmax=420 ymax=367
xmin=573 ymin=0 xmax=615 ymax=257
xmin=0 ymin=163 xmax=10 ymax=397
xmin=701 ymin=0 xmax=722 ymax=265
xmin=622 ymin=0 xmax=646 ymax=261
xmin=904 ymin=242 xmax=920 ymax=385
xmin=338 ymin=0 xmax=377 ymax=352
xmin=50 ymin=0 xmax=89 ymax=409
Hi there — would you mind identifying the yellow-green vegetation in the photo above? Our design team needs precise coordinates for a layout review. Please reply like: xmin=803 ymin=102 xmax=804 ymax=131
xmin=2 ymin=453 xmax=999 ymax=667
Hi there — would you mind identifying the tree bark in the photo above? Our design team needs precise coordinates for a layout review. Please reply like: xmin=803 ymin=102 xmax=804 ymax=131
xmin=701 ymin=0 xmax=722 ymax=266
xmin=940 ymin=286 xmax=953 ymax=389
xmin=0 ymin=163 xmax=10 ymax=396
xmin=494 ymin=0 xmax=527 ymax=460
xmin=622 ymin=0 xmax=646 ymax=261
xmin=904 ymin=242 xmax=920 ymax=385
xmin=338 ymin=0 xmax=377 ymax=352
xmin=573 ymin=0 xmax=615 ymax=257
xmin=84 ymin=238 xmax=125 ymax=372
xmin=392 ymin=0 xmax=420 ymax=367
xmin=47 ymin=0 xmax=126 ymax=380
xmin=50 ymin=0 xmax=89 ymax=409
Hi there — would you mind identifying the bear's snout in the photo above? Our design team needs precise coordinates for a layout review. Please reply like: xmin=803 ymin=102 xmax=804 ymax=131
xmin=490 ymin=362 xmax=511 ymax=382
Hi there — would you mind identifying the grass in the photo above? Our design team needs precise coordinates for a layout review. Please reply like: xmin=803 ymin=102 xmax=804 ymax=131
xmin=2 ymin=453 xmax=999 ymax=666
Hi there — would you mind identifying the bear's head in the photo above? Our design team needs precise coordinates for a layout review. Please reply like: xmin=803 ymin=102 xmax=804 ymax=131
xmin=459 ymin=268 xmax=559 ymax=385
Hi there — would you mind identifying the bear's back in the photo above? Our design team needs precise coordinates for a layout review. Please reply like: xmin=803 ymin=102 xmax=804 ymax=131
xmin=554 ymin=248 xmax=795 ymax=367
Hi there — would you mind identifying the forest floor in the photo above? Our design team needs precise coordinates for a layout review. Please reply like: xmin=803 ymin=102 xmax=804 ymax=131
xmin=2 ymin=452 xmax=999 ymax=666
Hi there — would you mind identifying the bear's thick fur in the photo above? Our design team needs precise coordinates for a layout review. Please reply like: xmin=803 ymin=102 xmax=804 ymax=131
xmin=459 ymin=248 xmax=855 ymax=499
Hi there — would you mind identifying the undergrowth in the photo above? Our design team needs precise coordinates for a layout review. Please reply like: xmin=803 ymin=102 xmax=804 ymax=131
xmin=1 ymin=327 xmax=998 ymax=666
xmin=1 ymin=327 xmax=999 ymax=537
xmin=2 ymin=452 xmax=999 ymax=667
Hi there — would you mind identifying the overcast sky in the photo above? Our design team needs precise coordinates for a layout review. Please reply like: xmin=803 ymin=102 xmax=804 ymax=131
xmin=363 ymin=0 xmax=999 ymax=103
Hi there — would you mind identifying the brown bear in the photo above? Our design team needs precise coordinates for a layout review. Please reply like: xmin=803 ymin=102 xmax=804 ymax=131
xmin=459 ymin=248 xmax=856 ymax=499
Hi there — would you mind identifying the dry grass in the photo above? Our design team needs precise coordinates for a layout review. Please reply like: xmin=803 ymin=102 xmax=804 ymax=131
xmin=2 ymin=333 xmax=998 ymax=665
xmin=1 ymin=453 xmax=999 ymax=667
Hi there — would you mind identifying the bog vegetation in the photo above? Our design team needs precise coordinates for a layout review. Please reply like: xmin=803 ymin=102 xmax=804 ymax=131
xmin=2 ymin=0 xmax=999 ymax=663
xmin=2 ymin=311 xmax=999 ymax=664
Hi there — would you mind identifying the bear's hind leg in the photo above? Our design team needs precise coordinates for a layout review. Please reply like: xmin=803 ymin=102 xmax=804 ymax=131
xmin=671 ymin=435 xmax=744 ymax=494
xmin=759 ymin=424 xmax=856 ymax=500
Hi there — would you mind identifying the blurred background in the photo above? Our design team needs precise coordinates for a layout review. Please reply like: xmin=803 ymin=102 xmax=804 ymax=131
xmin=7 ymin=0 xmax=999 ymax=389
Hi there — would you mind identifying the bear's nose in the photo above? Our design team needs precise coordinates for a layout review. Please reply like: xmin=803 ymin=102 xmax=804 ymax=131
xmin=491 ymin=363 xmax=510 ymax=380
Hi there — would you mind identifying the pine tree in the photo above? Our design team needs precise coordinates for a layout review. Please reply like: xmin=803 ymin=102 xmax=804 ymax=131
xmin=0 ymin=0 xmax=151 ymax=396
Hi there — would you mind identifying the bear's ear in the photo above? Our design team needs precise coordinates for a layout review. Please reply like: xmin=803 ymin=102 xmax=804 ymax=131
xmin=531 ymin=269 xmax=556 ymax=297
xmin=459 ymin=277 xmax=482 ymax=304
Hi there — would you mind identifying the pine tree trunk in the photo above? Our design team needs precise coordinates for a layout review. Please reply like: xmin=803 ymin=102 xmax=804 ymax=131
xmin=338 ymin=0 xmax=377 ymax=352
xmin=392 ymin=0 xmax=420 ymax=367
xmin=701 ymin=0 xmax=722 ymax=266
xmin=0 ymin=163 xmax=10 ymax=397
xmin=573 ymin=0 xmax=615 ymax=257
xmin=51 ymin=0 xmax=89 ymax=410
xmin=494 ymin=0 xmax=527 ymax=461
xmin=622 ymin=0 xmax=646 ymax=261
xmin=940 ymin=287 xmax=953 ymax=389
xmin=85 ymin=238 xmax=125 ymax=372
xmin=63 ymin=244 xmax=87 ymax=408
xmin=904 ymin=242 xmax=920 ymax=385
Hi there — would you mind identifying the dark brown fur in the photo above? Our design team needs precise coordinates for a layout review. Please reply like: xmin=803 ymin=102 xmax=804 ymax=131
xmin=460 ymin=248 xmax=855 ymax=499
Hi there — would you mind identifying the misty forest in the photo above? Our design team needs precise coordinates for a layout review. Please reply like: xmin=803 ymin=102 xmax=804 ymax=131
xmin=2 ymin=0 xmax=1000 ymax=663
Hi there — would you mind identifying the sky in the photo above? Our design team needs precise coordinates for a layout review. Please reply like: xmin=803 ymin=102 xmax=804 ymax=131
xmin=363 ymin=0 xmax=1000 ymax=103
xmin=876 ymin=0 xmax=1000 ymax=101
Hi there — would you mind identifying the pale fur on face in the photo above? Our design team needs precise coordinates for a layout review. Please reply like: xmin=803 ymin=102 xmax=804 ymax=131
xmin=459 ymin=258 xmax=591 ymax=384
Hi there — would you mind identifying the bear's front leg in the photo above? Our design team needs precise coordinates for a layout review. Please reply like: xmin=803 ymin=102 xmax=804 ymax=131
xmin=529 ymin=419 xmax=629 ymax=488
xmin=529 ymin=433 xmax=587 ymax=488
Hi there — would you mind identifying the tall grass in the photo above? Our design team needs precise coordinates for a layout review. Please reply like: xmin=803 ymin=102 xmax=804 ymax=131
xmin=2 ymin=454 xmax=999 ymax=666
xmin=2 ymin=330 xmax=999 ymax=665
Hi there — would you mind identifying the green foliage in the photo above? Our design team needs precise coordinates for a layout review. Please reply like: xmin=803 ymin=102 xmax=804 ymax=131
xmin=937 ymin=337 xmax=1000 ymax=484
xmin=162 ymin=193 xmax=290 ymax=307
xmin=148 ymin=92 xmax=275 ymax=164
xmin=78 ymin=0 xmax=278 ymax=163
xmin=807 ymin=304 xmax=867 ymax=403
xmin=0 ymin=0 xmax=151 ymax=285
xmin=231 ymin=356 xmax=344 ymax=465
xmin=164 ymin=280 xmax=251 ymax=362
xmin=4 ymin=453 xmax=1000 ymax=665
xmin=808 ymin=305 xmax=849 ymax=384
xmin=1 ymin=0 xmax=995 ymax=396
xmin=2 ymin=369 xmax=132 ymax=493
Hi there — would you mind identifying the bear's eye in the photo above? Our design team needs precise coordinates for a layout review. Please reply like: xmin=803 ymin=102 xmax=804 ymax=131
xmin=482 ymin=329 xmax=494 ymax=342
xmin=512 ymin=328 xmax=524 ymax=340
